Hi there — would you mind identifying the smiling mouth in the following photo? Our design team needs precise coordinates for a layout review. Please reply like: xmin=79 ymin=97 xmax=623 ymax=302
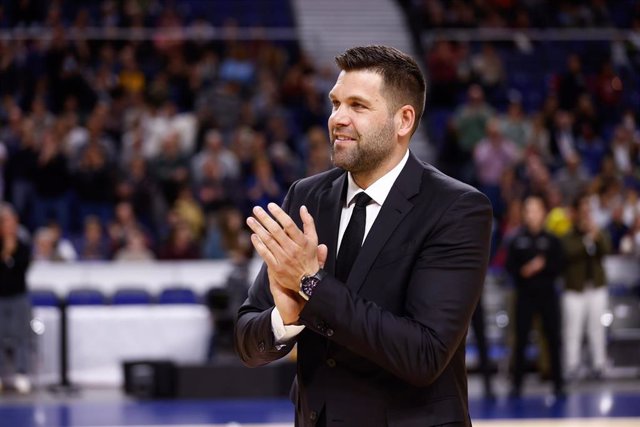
xmin=333 ymin=135 xmax=357 ymax=143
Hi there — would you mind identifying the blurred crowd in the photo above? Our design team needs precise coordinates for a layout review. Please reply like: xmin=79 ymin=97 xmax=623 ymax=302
xmin=417 ymin=0 xmax=639 ymax=29
xmin=0 ymin=0 xmax=639 ymax=266
xmin=0 ymin=0 xmax=334 ymax=263
xmin=422 ymin=31 xmax=640 ymax=261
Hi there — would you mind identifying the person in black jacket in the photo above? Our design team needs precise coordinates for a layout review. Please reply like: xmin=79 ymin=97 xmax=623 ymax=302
xmin=0 ymin=203 xmax=32 ymax=394
xmin=506 ymin=195 xmax=566 ymax=399
xmin=236 ymin=45 xmax=492 ymax=426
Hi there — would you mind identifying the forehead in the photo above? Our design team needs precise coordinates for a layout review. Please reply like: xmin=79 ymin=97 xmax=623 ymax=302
xmin=329 ymin=69 xmax=385 ymax=101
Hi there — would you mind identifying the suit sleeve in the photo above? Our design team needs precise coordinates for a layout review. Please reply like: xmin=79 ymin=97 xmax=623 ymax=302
xmin=234 ymin=182 xmax=299 ymax=367
xmin=297 ymin=191 xmax=493 ymax=387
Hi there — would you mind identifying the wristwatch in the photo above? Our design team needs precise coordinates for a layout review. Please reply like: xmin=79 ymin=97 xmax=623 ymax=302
xmin=298 ymin=269 xmax=327 ymax=301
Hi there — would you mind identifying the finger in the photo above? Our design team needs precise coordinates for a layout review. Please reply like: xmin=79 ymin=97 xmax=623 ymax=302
xmin=247 ymin=217 xmax=288 ymax=260
xmin=252 ymin=206 xmax=299 ymax=248
xmin=267 ymin=202 xmax=306 ymax=246
xmin=300 ymin=205 xmax=318 ymax=246
xmin=250 ymin=233 xmax=279 ymax=267
xmin=317 ymin=244 xmax=328 ymax=268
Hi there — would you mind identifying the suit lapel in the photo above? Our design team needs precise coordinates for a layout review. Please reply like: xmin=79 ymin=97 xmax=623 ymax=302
xmin=346 ymin=152 xmax=424 ymax=294
xmin=315 ymin=172 xmax=347 ymax=275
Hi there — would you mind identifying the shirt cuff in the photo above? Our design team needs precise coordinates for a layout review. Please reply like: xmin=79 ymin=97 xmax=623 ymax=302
xmin=271 ymin=306 xmax=305 ymax=344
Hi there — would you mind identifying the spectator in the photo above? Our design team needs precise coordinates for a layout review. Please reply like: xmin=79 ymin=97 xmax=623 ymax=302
xmin=32 ymin=223 xmax=77 ymax=262
xmin=304 ymin=126 xmax=332 ymax=177
xmin=245 ymin=156 xmax=284 ymax=213
xmin=217 ymin=207 xmax=252 ymax=262
xmin=107 ymin=201 xmax=151 ymax=256
xmin=191 ymin=129 xmax=240 ymax=182
xmin=619 ymin=214 xmax=640 ymax=256
xmin=6 ymin=119 xmax=38 ymax=224
xmin=151 ymin=131 xmax=190 ymax=205
xmin=610 ymin=126 xmax=637 ymax=178
xmin=606 ymin=203 xmax=630 ymax=254
xmin=553 ymin=152 xmax=591 ymax=205
xmin=115 ymin=156 xmax=159 ymax=233
xmin=474 ymin=118 xmax=520 ymax=216
xmin=500 ymin=93 xmax=532 ymax=149
xmin=426 ymin=40 xmax=460 ymax=108
xmin=113 ymin=227 xmax=155 ymax=261
xmin=506 ymin=195 xmax=565 ymax=399
xmin=527 ymin=113 xmax=553 ymax=165
xmin=562 ymin=194 xmax=611 ymax=380
xmin=74 ymin=216 xmax=110 ymax=261
xmin=73 ymin=142 xmax=114 ymax=225
xmin=0 ymin=203 xmax=32 ymax=394
xmin=557 ymin=54 xmax=587 ymax=110
xmin=549 ymin=110 xmax=578 ymax=167
xmin=32 ymin=131 xmax=71 ymax=231
xmin=172 ymin=187 xmax=205 ymax=238
xmin=157 ymin=220 xmax=201 ymax=260
xmin=454 ymin=84 xmax=495 ymax=155
xmin=471 ymin=42 xmax=505 ymax=104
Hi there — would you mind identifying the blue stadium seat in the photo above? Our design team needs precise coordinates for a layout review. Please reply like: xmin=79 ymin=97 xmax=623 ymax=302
xmin=112 ymin=288 xmax=153 ymax=305
xmin=158 ymin=287 xmax=199 ymax=305
xmin=30 ymin=289 xmax=60 ymax=307
xmin=66 ymin=289 xmax=107 ymax=306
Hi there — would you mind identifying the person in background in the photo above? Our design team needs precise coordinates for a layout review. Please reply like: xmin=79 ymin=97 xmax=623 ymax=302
xmin=562 ymin=193 xmax=611 ymax=380
xmin=74 ymin=216 xmax=110 ymax=261
xmin=113 ymin=227 xmax=155 ymax=261
xmin=32 ymin=222 xmax=77 ymax=262
xmin=506 ymin=195 xmax=566 ymax=399
xmin=0 ymin=203 xmax=32 ymax=394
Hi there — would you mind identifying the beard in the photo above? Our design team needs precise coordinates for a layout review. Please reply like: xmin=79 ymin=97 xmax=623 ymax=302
xmin=331 ymin=118 xmax=395 ymax=174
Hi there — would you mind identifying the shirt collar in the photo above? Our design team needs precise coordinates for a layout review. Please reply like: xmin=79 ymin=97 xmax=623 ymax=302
xmin=345 ymin=150 xmax=410 ymax=207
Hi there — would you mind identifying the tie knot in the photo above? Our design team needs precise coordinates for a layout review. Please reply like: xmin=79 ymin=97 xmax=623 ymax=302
xmin=351 ymin=192 xmax=372 ymax=208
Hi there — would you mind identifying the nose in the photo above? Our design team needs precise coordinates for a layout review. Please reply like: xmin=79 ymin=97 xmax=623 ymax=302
xmin=329 ymin=104 xmax=350 ymax=129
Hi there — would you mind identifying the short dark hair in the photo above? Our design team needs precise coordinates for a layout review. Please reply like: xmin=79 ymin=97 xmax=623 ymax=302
xmin=335 ymin=45 xmax=426 ymax=135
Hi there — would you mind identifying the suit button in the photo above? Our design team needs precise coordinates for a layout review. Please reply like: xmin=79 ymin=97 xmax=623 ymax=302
xmin=309 ymin=410 xmax=318 ymax=421
xmin=258 ymin=341 xmax=266 ymax=352
xmin=326 ymin=358 xmax=336 ymax=368
xmin=326 ymin=328 xmax=334 ymax=337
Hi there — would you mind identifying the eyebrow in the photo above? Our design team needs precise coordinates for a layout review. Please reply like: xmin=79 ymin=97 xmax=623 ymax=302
xmin=328 ymin=93 xmax=371 ymax=105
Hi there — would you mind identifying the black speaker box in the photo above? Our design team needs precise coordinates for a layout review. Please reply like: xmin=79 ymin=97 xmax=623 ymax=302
xmin=123 ymin=360 xmax=177 ymax=398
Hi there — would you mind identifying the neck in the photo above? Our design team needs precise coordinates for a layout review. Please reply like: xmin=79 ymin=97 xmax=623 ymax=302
xmin=351 ymin=148 xmax=407 ymax=189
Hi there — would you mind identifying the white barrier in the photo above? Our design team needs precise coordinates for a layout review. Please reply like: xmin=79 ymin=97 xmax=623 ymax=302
xmin=27 ymin=259 xmax=264 ymax=297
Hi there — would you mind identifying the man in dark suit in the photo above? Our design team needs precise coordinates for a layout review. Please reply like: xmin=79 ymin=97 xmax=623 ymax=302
xmin=235 ymin=45 xmax=493 ymax=426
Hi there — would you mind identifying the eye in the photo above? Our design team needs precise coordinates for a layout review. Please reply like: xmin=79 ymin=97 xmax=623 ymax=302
xmin=331 ymin=100 xmax=340 ymax=110
xmin=352 ymin=102 xmax=366 ymax=110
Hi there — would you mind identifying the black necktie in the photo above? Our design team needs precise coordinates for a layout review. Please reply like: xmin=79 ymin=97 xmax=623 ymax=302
xmin=336 ymin=192 xmax=372 ymax=282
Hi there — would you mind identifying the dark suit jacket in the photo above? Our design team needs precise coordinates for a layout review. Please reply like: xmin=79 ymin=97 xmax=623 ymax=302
xmin=235 ymin=152 xmax=493 ymax=427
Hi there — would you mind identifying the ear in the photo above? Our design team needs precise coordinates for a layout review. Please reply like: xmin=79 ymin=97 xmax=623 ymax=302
xmin=395 ymin=105 xmax=415 ymax=138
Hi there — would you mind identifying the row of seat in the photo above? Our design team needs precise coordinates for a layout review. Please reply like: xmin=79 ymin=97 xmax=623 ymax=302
xmin=30 ymin=288 xmax=202 ymax=307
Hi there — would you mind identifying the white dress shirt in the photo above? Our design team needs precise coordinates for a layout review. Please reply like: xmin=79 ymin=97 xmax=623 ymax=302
xmin=271 ymin=150 xmax=410 ymax=343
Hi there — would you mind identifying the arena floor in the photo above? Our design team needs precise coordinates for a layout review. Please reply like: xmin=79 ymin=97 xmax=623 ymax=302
xmin=1 ymin=376 xmax=639 ymax=426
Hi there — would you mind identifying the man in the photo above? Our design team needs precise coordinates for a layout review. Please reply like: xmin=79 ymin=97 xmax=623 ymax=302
xmin=0 ymin=203 xmax=32 ymax=394
xmin=235 ymin=46 xmax=493 ymax=426
xmin=505 ymin=195 xmax=565 ymax=398
xmin=562 ymin=194 xmax=611 ymax=380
